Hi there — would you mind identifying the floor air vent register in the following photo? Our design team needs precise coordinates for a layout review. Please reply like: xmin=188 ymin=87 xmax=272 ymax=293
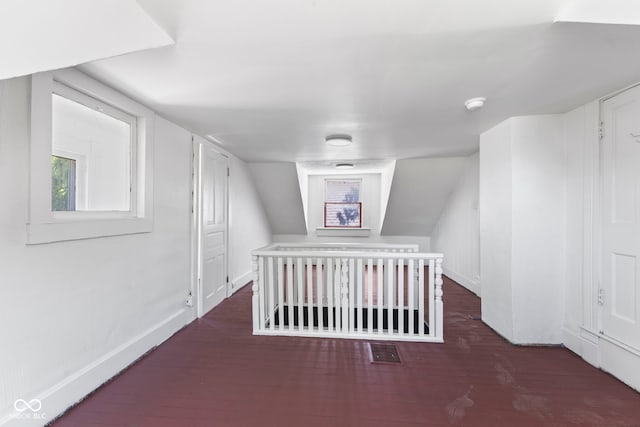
xmin=370 ymin=343 xmax=401 ymax=363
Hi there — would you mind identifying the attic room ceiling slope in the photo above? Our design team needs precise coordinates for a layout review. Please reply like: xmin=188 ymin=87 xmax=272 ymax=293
xmin=381 ymin=157 xmax=467 ymax=236
xmin=248 ymin=162 xmax=307 ymax=235
xmin=0 ymin=0 xmax=174 ymax=80
xmin=555 ymin=0 xmax=640 ymax=25
xmin=76 ymin=0 xmax=640 ymax=162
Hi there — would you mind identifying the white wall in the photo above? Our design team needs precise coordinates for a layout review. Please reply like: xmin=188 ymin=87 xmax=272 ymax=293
xmin=479 ymin=115 xmax=565 ymax=345
xmin=272 ymin=233 xmax=432 ymax=252
xmin=382 ymin=157 xmax=467 ymax=236
xmin=562 ymin=102 xmax=599 ymax=350
xmin=0 ymin=76 xmax=193 ymax=426
xmin=431 ymin=153 xmax=480 ymax=295
xmin=479 ymin=120 xmax=514 ymax=340
xmin=0 ymin=75 xmax=272 ymax=425
xmin=563 ymin=105 xmax=588 ymax=342
xmin=248 ymin=162 xmax=307 ymax=235
xmin=476 ymin=96 xmax=640 ymax=391
xmin=228 ymin=156 xmax=272 ymax=291
xmin=510 ymin=115 xmax=566 ymax=344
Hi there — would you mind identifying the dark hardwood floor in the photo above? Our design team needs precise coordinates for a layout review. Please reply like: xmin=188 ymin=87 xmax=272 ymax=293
xmin=51 ymin=277 xmax=640 ymax=426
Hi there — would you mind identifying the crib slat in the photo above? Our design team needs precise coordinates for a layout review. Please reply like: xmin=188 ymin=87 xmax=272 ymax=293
xmin=408 ymin=259 xmax=415 ymax=335
xmin=297 ymin=257 xmax=303 ymax=331
xmin=398 ymin=258 xmax=405 ymax=336
xmin=387 ymin=259 xmax=394 ymax=334
xmin=258 ymin=256 xmax=265 ymax=331
xmin=377 ymin=258 xmax=384 ymax=335
xmin=327 ymin=258 xmax=334 ymax=332
xmin=317 ymin=257 xmax=324 ymax=331
xmin=277 ymin=257 xmax=284 ymax=330
xmin=356 ymin=258 xmax=362 ymax=333
xmin=419 ymin=259 xmax=425 ymax=335
xmin=348 ymin=258 xmax=355 ymax=332
xmin=367 ymin=259 xmax=373 ymax=334
xmin=428 ymin=258 xmax=435 ymax=337
xmin=334 ymin=258 xmax=341 ymax=331
xmin=287 ymin=257 xmax=294 ymax=331
xmin=268 ymin=257 xmax=275 ymax=331
xmin=306 ymin=257 xmax=313 ymax=330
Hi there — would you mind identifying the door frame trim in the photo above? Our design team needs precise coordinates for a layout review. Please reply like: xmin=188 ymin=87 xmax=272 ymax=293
xmin=191 ymin=136 xmax=230 ymax=318
xmin=596 ymin=83 xmax=640 ymax=340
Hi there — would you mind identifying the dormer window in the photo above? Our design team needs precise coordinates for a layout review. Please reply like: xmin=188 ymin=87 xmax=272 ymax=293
xmin=324 ymin=179 xmax=362 ymax=228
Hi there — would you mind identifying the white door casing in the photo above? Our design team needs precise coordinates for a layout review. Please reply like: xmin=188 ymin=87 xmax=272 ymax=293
xmin=195 ymin=139 xmax=228 ymax=317
xmin=601 ymin=85 xmax=640 ymax=350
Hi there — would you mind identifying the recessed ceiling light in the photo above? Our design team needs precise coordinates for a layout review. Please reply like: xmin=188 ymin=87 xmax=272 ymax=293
xmin=335 ymin=163 xmax=355 ymax=169
xmin=464 ymin=97 xmax=486 ymax=111
xmin=326 ymin=134 xmax=352 ymax=146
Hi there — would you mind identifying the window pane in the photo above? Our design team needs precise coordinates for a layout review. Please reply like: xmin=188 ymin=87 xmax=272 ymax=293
xmin=51 ymin=156 xmax=76 ymax=211
xmin=52 ymin=93 xmax=131 ymax=211
xmin=325 ymin=180 xmax=362 ymax=227
xmin=325 ymin=203 xmax=361 ymax=227
xmin=326 ymin=180 xmax=360 ymax=202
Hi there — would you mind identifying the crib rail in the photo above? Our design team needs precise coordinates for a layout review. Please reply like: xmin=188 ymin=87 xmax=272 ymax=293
xmin=251 ymin=244 xmax=444 ymax=343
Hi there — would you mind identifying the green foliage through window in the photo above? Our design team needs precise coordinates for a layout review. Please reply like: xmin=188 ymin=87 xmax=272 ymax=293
xmin=51 ymin=155 xmax=76 ymax=211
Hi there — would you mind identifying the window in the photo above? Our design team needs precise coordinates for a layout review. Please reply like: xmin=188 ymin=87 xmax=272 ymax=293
xmin=51 ymin=83 xmax=134 ymax=212
xmin=28 ymin=68 xmax=154 ymax=244
xmin=324 ymin=179 xmax=362 ymax=228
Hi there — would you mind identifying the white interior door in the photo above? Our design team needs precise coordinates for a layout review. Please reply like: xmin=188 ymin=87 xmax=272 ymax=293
xmin=197 ymin=140 xmax=228 ymax=317
xmin=601 ymin=85 xmax=640 ymax=349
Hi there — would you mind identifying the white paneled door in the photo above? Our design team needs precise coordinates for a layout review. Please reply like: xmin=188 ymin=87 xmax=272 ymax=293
xmin=196 ymin=139 xmax=228 ymax=317
xmin=602 ymin=86 xmax=640 ymax=350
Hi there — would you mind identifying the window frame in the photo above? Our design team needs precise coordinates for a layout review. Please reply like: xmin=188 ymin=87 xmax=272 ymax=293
xmin=28 ymin=68 xmax=154 ymax=244
xmin=323 ymin=178 xmax=363 ymax=228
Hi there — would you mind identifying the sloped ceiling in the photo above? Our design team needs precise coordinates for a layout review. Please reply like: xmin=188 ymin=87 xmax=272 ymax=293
xmin=78 ymin=0 xmax=640 ymax=162
xmin=247 ymin=162 xmax=306 ymax=235
xmin=382 ymin=157 xmax=468 ymax=236
xmin=0 ymin=0 xmax=173 ymax=80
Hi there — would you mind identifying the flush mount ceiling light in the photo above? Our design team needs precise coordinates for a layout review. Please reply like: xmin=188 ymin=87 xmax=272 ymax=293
xmin=205 ymin=134 xmax=223 ymax=144
xmin=464 ymin=97 xmax=486 ymax=111
xmin=335 ymin=163 xmax=355 ymax=169
xmin=325 ymin=134 xmax=352 ymax=146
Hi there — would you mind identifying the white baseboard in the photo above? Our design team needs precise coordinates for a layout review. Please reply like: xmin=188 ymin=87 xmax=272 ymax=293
xmin=562 ymin=327 xmax=581 ymax=354
xmin=231 ymin=270 xmax=252 ymax=294
xmin=562 ymin=326 xmax=601 ymax=369
xmin=579 ymin=328 xmax=601 ymax=368
xmin=0 ymin=308 xmax=194 ymax=427
xmin=562 ymin=326 xmax=640 ymax=392
xmin=600 ymin=337 xmax=640 ymax=392
xmin=443 ymin=268 xmax=480 ymax=296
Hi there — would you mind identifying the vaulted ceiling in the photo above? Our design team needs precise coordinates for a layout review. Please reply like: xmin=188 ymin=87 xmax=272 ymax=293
xmin=3 ymin=1 xmax=640 ymax=163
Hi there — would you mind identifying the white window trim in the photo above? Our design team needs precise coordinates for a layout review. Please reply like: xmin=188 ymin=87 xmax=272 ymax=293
xmin=315 ymin=227 xmax=371 ymax=237
xmin=28 ymin=68 xmax=154 ymax=244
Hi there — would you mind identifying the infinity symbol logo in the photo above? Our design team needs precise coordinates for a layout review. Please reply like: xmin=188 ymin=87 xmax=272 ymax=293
xmin=14 ymin=399 xmax=42 ymax=413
